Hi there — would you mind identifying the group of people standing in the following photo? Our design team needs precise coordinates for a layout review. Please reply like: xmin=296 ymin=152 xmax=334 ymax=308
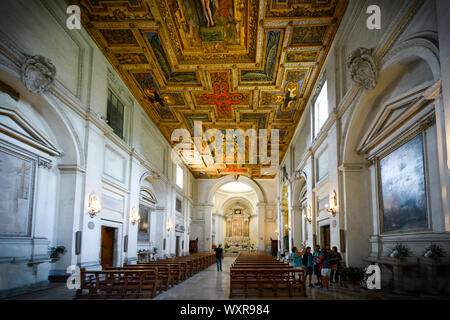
xmin=292 ymin=245 xmax=342 ymax=291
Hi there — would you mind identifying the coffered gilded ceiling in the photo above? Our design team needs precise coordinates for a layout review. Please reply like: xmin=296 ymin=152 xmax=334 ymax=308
xmin=71 ymin=0 xmax=348 ymax=178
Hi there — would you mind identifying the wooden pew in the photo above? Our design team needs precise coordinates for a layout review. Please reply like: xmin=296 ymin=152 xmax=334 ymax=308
xmin=75 ymin=268 xmax=159 ymax=299
xmin=229 ymin=253 xmax=306 ymax=298
xmin=230 ymin=268 xmax=306 ymax=298
xmin=75 ymin=253 xmax=216 ymax=299
xmin=105 ymin=265 xmax=172 ymax=292
xmin=134 ymin=262 xmax=184 ymax=284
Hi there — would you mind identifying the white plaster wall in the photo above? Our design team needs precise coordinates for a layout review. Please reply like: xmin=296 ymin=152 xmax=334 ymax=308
xmin=278 ymin=0 xmax=450 ymax=273
xmin=0 ymin=0 xmax=195 ymax=295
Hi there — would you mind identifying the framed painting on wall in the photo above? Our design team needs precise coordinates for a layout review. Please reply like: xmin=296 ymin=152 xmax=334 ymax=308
xmin=176 ymin=197 xmax=182 ymax=213
xmin=0 ymin=145 xmax=36 ymax=237
xmin=138 ymin=204 xmax=150 ymax=241
xmin=379 ymin=133 xmax=428 ymax=233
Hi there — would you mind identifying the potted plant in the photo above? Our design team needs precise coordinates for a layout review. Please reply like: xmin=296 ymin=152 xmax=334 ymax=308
xmin=340 ymin=266 xmax=365 ymax=291
xmin=49 ymin=246 xmax=66 ymax=262
xmin=423 ymin=244 xmax=445 ymax=261
xmin=388 ymin=243 xmax=410 ymax=261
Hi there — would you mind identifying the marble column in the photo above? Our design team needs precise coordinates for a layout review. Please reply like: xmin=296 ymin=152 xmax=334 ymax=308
xmin=126 ymin=157 xmax=143 ymax=264
xmin=256 ymin=202 xmax=266 ymax=252
xmin=291 ymin=205 xmax=303 ymax=247
xmin=203 ymin=204 xmax=214 ymax=252
xmin=436 ymin=0 xmax=450 ymax=171
xmin=339 ymin=164 xmax=372 ymax=267
xmin=155 ymin=207 xmax=167 ymax=256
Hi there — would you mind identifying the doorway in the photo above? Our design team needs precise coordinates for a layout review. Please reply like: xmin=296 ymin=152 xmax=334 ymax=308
xmin=271 ymin=239 xmax=278 ymax=257
xmin=320 ymin=225 xmax=330 ymax=249
xmin=101 ymin=226 xmax=116 ymax=268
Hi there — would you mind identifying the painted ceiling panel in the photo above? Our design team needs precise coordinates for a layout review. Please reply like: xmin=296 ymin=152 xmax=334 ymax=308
xmin=72 ymin=0 xmax=348 ymax=178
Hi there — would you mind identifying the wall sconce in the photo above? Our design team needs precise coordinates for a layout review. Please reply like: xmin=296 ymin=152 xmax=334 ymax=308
xmin=130 ymin=207 xmax=140 ymax=225
xmin=87 ymin=192 xmax=101 ymax=218
xmin=305 ymin=205 xmax=313 ymax=223
xmin=325 ymin=190 xmax=338 ymax=216
xmin=284 ymin=224 xmax=291 ymax=231
xmin=167 ymin=221 xmax=174 ymax=232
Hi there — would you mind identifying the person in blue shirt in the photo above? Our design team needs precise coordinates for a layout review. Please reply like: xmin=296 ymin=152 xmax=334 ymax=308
xmin=301 ymin=246 xmax=314 ymax=288
xmin=292 ymin=246 xmax=305 ymax=268
xmin=312 ymin=245 xmax=323 ymax=287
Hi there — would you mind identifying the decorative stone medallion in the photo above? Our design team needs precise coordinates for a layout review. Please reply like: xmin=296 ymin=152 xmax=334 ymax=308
xmin=347 ymin=48 xmax=378 ymax=90
xmin=88 ymin=221 xmax=95 ymax=230
xmin=21 ymin=55 xmax=56 ymax=94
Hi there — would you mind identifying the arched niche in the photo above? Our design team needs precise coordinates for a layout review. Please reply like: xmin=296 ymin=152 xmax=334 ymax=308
xmin=340 ymin=37 xmax=440 ymax=266
xmin=0 ymin=69 xmax=82 ymax=167
xmin=207 ymin=175 xmax=266 ymax=204
xmin=139 ymin=172 xmax=167 ymax=208
xmin=137 ymin=174 xmax=166 ymax=257
xmin=221 ymin=196 xmax=255 ymax=216
xmin=342 ymin=38 xmax=439 ymax=163
xmin=0 ymin=67 xmax=83 ymax=279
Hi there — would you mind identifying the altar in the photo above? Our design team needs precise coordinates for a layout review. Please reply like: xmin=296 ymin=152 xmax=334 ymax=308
xmin=224 ymin=208 xmax=251 ymax=254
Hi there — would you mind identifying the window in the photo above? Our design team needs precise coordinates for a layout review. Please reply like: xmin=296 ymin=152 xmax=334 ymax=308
xmin=107 ymin=89 xmax=125 ymax=139
xmin=314 ymin=81 xmax=328 ymax=137
xmin=176 ymin=164 xmax=183 ymax=189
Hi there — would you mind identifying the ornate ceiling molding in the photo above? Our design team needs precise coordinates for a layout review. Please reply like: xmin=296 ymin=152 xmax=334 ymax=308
xmin=72 ymin=0 xmax=349 ymax=178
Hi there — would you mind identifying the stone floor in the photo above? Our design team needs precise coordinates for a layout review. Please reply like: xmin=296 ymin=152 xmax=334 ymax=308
xmin=4 ymin=257 xmax=448 ymax=300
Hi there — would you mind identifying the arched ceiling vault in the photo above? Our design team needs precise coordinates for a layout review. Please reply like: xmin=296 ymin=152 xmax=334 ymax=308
xmin=72 ymin=0 xmax=349 ymax=178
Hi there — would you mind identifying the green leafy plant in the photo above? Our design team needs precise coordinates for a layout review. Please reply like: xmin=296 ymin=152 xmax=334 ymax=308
xmin=389 ymin=243 xmax=410 ymax=261
xmin=49 ymin=246 xmax=66 ymax=259
xmin=340 ymin=266 xmax=365 ymax=283
xmin=224 ymin=242 xmax=229 ymax=249
xmin=423 ymin=244 xmax=445 ymax=261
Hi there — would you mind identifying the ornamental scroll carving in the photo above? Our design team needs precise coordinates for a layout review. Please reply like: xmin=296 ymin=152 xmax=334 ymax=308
xmin=21 ymin=55 xmax=56 ymax=94
xmin=347 ymin=48 xmax=378 ymax=90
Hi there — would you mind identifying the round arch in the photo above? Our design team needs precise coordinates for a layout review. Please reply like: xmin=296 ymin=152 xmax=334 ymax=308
xmin=207 ymin=175 xmax=266 ymax=204
xmin=0 ymin=68 xmax=82 ymax=167
xmin=139 ymin=171 xmax=167 ymax=207
xmin=220 ymin=196 xmax=256 ymax=216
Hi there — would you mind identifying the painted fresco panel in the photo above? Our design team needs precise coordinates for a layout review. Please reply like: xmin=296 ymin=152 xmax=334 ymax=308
xmin=380 ymin=134 xmax=428 ymax=233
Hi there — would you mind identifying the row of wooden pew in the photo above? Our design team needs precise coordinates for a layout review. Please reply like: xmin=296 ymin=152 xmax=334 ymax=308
xmin=230 ymin=252 xmax=306 ymax=298
xmin=74 ymin=253 xmax=216 ymax=299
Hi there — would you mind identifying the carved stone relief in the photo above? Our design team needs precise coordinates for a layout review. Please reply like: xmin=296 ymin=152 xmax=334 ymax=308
xmin=21 ymin=55 xmax=56 ymax=94
xmin=347 ymin=48 xmax=377 ymax=90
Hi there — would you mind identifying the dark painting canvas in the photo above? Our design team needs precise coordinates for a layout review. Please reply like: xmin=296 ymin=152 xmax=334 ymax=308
xmin=176 ymin=198 xmax=182 ymax=213
xmin=138 ymin=204 xmax=150 ymax=241
xmin=380 ymin=134 xmax=428 ymax=233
